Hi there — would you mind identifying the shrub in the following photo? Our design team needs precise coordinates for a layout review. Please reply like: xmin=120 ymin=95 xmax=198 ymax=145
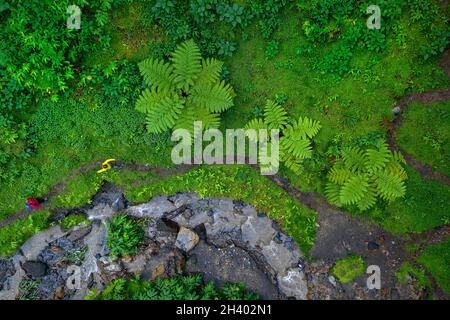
xmin=88 ymin=275 xmax=260 ymax=300
xmin=331 ymin=254 xmax=365 ymax=283
xmin=106 ymin=214 xmax=144 ymax=259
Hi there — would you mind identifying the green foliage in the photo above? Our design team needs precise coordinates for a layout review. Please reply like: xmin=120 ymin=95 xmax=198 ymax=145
xmin=245 ymin=100 xmax=321 ymax=175
xmin=395 ymin=262 xmax=431 ymax=291
xmin=106 ymin=214 xmax=145 ymax=259
xmin=146 ymin=0 xmax=290 ymax=57
xmin=0 ymin=0 xmax=116 ymax=109
xmin=0 ymin=211 xmax=50 ymax=256
xmin=416 ymin=239 xmax=450 ymax=294
xmin=136 ymin=40 xmax=235 ymax=134
xmin=63 ymin=245 xmax=88 ymax=266
xmin=325 ymin=143 xmax=407 ymax=211
xmin=18 ymin=279 xmax=40 ymax=300
xmin=89 ymin=275 xmax=259 ymax=300
xmin=265 ymin=41 xmax=280 ymax=60
xmin=331 ymin=254 xmax=365 ymax=283
xmin=59 ymin=214 xmax=90 ymax=231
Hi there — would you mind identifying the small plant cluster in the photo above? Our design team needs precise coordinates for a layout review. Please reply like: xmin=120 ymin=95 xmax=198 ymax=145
xmin=146 ymin=0 xmax=291 ymax=58
xmin=331 ymin=254 xmax=365 ymax=284
xmin=325 ymin=142 xmax=407 ymax=211
xmin=106 ymin=214 xmax=145 ymax=259
xmin=136 ymin=40 xmax=235 ymax=134
xmin=87 ymin=274 xmax=259 ymax=300
xmin=78 ymin=60 xmax=144 ymax=107
xmin=245 ymin=100 xmax=321 ymax=174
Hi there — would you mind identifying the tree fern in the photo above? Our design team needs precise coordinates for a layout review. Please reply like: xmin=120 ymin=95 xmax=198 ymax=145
xmin=135 ymin=40 xmax=234 ymax=134
xmin=171 ymin=40 xmax=202 ymax=92
xmin=325 ymin=142 xmax=408 ymax=211
xmin=264 ymin=100 xmax=288 ymax=130
xmin=138 ymin=58 xmax=175 ymax=92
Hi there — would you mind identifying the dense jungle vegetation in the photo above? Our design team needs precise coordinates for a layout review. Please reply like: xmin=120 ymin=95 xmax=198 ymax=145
xmin=0 ymin=0 xmax=449 ymax=296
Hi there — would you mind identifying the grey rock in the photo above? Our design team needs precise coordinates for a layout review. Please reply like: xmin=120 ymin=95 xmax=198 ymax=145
xmin=127 ymin=195 xmax=176 ymax=218
xmin=205 ymin=210 xmax=247 ymax=241
xmin=328 ymin=275 xmax=337 ymax=287
xmin=175 ymin=227 xmax=199 ymax=252
xmin=67 ymin=225 xmax=92 ymax=242
xmin=22 ymin=261 xmax=48 ymax=279
xmin=261 ymin=240 xmax=301 ymax=275
xmin=0 ymin=255 xmax=25 ymax=300
xmin=392 ymin=106 xmax=401 ymax=114
xmin=277 ymin=269 xmax=308 ymax=300
xmin=86 ymin=203 xmax=115 ymax=221
xmin=0 ymin=259 xmax=14 ymax=291
xmin=169 ymin=192 xmax=200 ymax=208
xmin=104 ymin=262 xmax=122 ymax=273
xmin=241 ymin=215 xmax=276 ymax=247
xmin=20 ymin=225 xmax=66 ymax=261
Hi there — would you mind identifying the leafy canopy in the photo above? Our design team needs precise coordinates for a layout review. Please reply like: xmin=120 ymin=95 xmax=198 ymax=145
xmin=136 ymin=40 xmax=235 ymax=134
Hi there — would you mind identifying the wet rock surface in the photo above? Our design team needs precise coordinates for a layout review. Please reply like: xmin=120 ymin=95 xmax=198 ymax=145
xmin=0 ymin=190 xmax=429 ymax=300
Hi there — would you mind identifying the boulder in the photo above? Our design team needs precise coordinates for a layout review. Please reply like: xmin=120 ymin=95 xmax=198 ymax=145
xmin=127 ymin=195 xmax=176 ymax=219
xmin=22 ymin=261 xmax=48 ymax=279
xmin=277 ymin=268 xmax=308 ymax=300
xmin=175 ymin=227 xmax=199 ymax=252
xmin=241 ymin=216 xmax=276 ymax=247
xmin=20 ymin=225 xmax=66 ymax=261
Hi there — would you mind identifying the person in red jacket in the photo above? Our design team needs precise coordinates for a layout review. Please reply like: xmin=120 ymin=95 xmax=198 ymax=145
xmin=25 ymin=197 xmax=41 ymax=210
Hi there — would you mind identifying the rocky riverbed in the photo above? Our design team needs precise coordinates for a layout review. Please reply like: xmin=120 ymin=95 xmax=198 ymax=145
xmin=0 ymin=186 xmax=424 ymax=300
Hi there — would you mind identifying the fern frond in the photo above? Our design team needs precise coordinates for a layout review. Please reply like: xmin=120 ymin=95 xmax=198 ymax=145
xmin=364 ymin=143 xmax=391 ymax=173
xmin=356 ymin=184 xmax=377 ymax=211
xmin=281 ymin=151 xmax=304 ymax=174
xmin=192 ymin=80 xmax=234 ymax=113
xmin=171 ymin=40 xmax=202 ymax=92
xmin=296 ymin=116 xmax=322 ymax=139
xmin=325 ymin=181 xmax=341 ymax=206
xmin=341 ymin=146 xmax=366 ymax=172
xmin=196 ymin=58 xmax=223 ymax=86
xmin=339 ymin=174 xmax=369 ymax=205
xmin=280 ymin=134 xmax=312 ymax=160
xmin=244 ymin=118 xmax=267 ymax=142
xmin=145 ymin=94 xmax=185 ymax=133
xmin=264 ymin=100 xmax=288 ymax=130
xmin=385 ymin=161 xmax=408 ymax=181
xmin=375 ymin=171 xmax=406 ymax=202
xmin=135 ymin=88 xmax=168 ymax=114
xmin=328 ymin=166 xmax=353 ymax=185
xmin=138 ymin=58 xmax=175 ymax=92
